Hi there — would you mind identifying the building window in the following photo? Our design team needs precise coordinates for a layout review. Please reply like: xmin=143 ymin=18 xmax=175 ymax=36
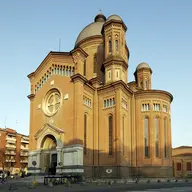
xmin=122 ymin=116 xmax=125 ymax=155
xmin=144 ymin=117 xmax=149 ymax=158
xmin=163 ymin=105 xmax=168 ymax=113
xmin=83 ymin=60 xmax=86 ymax=76
xmin=145 ymin=80 xmax=148 ymax=89
xmin=84 ymin=114 xmax=87 ymax=155
xmin=141 ymin=103 xmax=150 ymax=111
xmin=93 ymin=54 xmax=97 ymax=73
xmin=83 ymin=96 xmax=92 ymax=108
xmin=176 ymin=162 xmax=181 ymax=171
xmin=108 ymin=70 xmax=111 ymax=80
xmin=109 ymin=115 xmax=113 ymax=155
xmin=155 ymin=117 xmax=159 ymax=158
xmin=104 ymin=98 xmax=115 ymax=108
xmin=153 ymin=103 xmax=161 ymax=111
xmin=187 ymin=162 xmax=191 ymax=171
xmin=115 ymin=40 xmax=119 ymax=52
xmin=164 ymin=118 xmax=167 ymax=158
xmin=109 ymin=40 xmax=112 ymax=53
xmin=140 ymin=81 xmax=143 ymax=88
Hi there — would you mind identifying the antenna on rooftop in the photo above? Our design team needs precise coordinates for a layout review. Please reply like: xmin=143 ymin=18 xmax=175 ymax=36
xmin=4 ymin=117 xmax=7 ymax=128
xmin=59 ymin=38 xmax=61 ymax=52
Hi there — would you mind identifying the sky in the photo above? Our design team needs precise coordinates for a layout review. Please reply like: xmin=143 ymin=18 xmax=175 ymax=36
xmin=0 ymin=0 xmax=191 ymax=147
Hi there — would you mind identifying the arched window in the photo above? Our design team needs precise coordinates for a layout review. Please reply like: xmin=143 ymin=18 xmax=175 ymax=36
xmin=164 ymin=118 xmax=167 ymax=158
xmin=155 ymin=117 xmax=159 ymax=157
xmin=144 ymin=117 xmax=149 ymax=158
xmin=145 ymin=80 xmax=148 ymax=89
xmin=54 ymin=66 xmax=57 ymax=74
xmin=107 ymin=99 xmax=109 ymax=107
xmin=112 ymin=98 xmax=115 ymax=105
xmin=109 ymin=115 xmax=113 ymax=155
xmin=60 ymin=67 xmax=62 ymax=75
xmin=187 ymin=162 xmax=192 ymax=171
xmin=110 ymin=98 xmax=112 ymax=106
xmin=63 ymin=66 xmax=65 ymax=76
xmin=115 ymin=40 xmax=119 ymax=52
xmin=108 ymin=71 xmax=111 ymax=80
xmin=84 ymin=114 xmax=87 ymax=155
xmin=140 ymin=81 xmax=143 ymax=88
xmin=104 ymin=100 xmax=106 ymax=108
xmin=93 ymin=54 xmax=97 ymax=73
xmin=109 ymin=40 xmax=112 ymax=53
xmin=84 ymin=60 xmax=86 ymax=76
xmin=69 ymin=67 xmax=71 ymax=76
xmin=66 ymin=66 xmax=68 ymax=76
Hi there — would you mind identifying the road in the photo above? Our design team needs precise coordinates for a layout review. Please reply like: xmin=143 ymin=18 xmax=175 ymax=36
xmin=1 ymin=180 xmax=192 ymax=191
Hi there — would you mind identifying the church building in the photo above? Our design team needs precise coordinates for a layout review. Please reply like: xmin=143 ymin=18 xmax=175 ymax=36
xmin=27 ymin=13 xmax=173 ymax=178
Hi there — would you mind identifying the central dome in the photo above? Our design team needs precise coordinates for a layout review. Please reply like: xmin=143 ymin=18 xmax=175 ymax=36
xmin=75 ymin=14 xmax=106 ymax=47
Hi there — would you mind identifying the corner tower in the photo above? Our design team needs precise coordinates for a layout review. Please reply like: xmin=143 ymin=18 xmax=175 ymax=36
xmin=103 ymin=15 xmax=129 ymax=84
xmin=134 ymin=62 xmax=152 ymax=90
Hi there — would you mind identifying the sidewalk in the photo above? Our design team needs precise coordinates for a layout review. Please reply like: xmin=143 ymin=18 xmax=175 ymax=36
xmin=19 ymin=176 xmax=190 ymax=184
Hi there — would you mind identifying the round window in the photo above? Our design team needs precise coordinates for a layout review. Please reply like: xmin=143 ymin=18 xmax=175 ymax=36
xmin=43 ymin=89 xmax=62 ymax=116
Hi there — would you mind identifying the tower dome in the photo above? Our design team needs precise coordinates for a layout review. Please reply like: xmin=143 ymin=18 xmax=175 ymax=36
xmin=136 ymin=62 xmax=151 ymax=71
xmin=106 ymin=14 xmax=123 ymax=22
xmin=75 ymin=14 xmax=106 ymax=47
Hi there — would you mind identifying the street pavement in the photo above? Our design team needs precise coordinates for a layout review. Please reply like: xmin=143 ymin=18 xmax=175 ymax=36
xmin=1 ymin=178 xmax=192 ymax=191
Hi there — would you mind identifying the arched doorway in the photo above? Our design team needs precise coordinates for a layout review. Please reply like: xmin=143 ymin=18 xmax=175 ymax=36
xmin=41 ymin=134 xmax=57 ymax=175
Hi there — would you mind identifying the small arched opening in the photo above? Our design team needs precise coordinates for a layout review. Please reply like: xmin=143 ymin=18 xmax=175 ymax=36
xmin=41 ymin=134 xmax=57 ymax=150
xmin=40 ymin=134 xmax=57 ymax=175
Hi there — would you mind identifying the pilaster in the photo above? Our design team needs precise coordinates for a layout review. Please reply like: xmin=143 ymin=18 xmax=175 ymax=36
xmin=115 ymin=88 xmax=121 ymax=166
xmin=71 ymin=74 xmax=86 ymax=145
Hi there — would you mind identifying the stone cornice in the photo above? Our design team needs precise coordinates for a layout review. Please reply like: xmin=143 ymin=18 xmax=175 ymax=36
xmin=134 ymin=89 xmax=173 ymax=102
xmin=34 ymin=122 xmax=64 ymax=139
xmin=27 ymin=94 xmax=35 ymax=100
xmin=103 ymin=56 xmax=128 ymax=69
xmin=127 ymin=81 xmax=136 ymax=86
xmin=134 ymin=67 xmax=153 ymax=77
xmin=88 ymin=77 xmax=102 ymax=85
xmin=70 ymin=73 xmax=87 ymax=83
xmin=103 ymin=20 xmax=127 ymax=32
xmin=71 ymin=73 xmax=95 ymax=92
xmin=97 ymin=80 xmax=133 ymax=94
xmin=70 ymin=47 xmax=88 ymax=57
xmin=84 ymin=82 xmax=96 ymax=93
xmin=125 ymin=44 xmax=130 ymax=59
xmin=27 ymin=51 xmax=71 ymax=79
xmin=74 ymin=35 xmax=103 ymax=49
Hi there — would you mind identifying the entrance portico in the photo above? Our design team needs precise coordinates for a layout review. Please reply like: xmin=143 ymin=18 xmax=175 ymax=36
xmin=28 ymin=123 xmax=84 ymax=175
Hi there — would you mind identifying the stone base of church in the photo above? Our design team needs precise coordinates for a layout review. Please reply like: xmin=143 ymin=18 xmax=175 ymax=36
xmin=28 ymin=144 xmax=84 ymax=176
xmin=136 ymin=166 xmax=173 ymax=178
xmin=83 ymin=166 xmax=173 ymax=179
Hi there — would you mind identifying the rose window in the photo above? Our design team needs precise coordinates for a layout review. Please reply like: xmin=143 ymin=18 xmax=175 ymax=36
xmin=43 ymin=89 xmax=61 ymax=116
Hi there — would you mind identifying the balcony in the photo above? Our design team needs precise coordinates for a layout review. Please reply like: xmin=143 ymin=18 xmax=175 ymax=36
xmin=6 ymin=144 xmax=16 ymax=149
xmin=5 ymin=159 xmax=15 ymax=162
xmin=6 ymin=136 xmax=16 ymax=143
xmin=5 ymin=151 xmax=16 ymax=155
xmin=21 ymin=138 xmax=29 ymax=144
xmin=20 ymin=146 xmax=29 ymax=151
xmin=20 ymin=159 xmax=28 ymax=163
xmin=20 ymin=152 xmax=28 ymax=157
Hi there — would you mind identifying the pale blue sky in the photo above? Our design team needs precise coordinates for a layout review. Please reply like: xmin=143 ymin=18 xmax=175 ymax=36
xmin=0 ymin=0 xmax=191 ymax=147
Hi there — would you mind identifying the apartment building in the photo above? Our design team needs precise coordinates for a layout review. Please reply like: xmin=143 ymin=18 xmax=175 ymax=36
xmin=0 ymin=128 xmax=29 ymax=174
